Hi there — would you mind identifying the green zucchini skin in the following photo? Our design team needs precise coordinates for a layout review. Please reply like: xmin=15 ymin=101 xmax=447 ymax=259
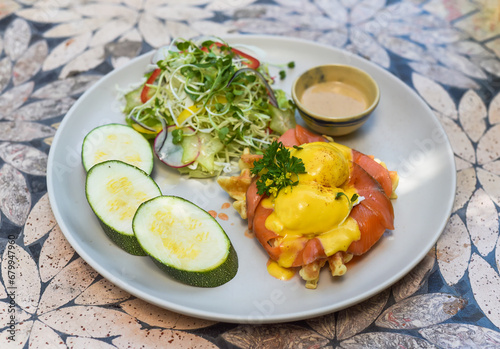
xmin=133 ymin=196 xmax=239 ymax=287
xmin=150 ymin=244 xmax=238 ymax=287
xmin=85 ymin=160 xmax=161 ymax=256
xmin=96 ymin=219 xmax=147 ymax=256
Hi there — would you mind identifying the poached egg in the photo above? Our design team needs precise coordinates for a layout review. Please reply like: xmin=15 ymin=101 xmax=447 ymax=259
xmin=261 ymin=142 xmax=361 ymax=270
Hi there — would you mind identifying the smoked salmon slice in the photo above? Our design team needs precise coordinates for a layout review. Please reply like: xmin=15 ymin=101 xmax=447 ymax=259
xmin=278 ymin=124 xmax=326 ymax=147
xmin=252 ymin=203 xmax=281 ymax=260
xmin=295 ymin=236 xmax=327 ymax=266
xmin=246 ymin=178 xmax=263 ymax=230
xmin=352 ymin=149 xmax=393 ymax=197
xmin=347 ymin=203 xmax=386 ymax=255
xmin=295 ymin=124 xmax=327 ymax=144
xmin=346 ymin=162 xmax=394 ymax=255
xmin=277 ymin=127 xmax=300 ymax=147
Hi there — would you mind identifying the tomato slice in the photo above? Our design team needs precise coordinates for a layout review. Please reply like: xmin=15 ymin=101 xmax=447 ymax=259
xmin=140 ymin=68 xmax=162 ymax=103
xmin=202 ymin=42 xmax=260 ymax=69
xmin=227 ymin=46 xmax=260 ymax=69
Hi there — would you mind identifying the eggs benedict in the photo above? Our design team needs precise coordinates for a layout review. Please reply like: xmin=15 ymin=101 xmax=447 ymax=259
xmin=218 ymin=125 xmax=398 ymax=289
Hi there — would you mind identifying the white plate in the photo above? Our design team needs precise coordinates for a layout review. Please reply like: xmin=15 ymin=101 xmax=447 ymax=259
xmin=47 ymin=35 xmax=456 ymax=324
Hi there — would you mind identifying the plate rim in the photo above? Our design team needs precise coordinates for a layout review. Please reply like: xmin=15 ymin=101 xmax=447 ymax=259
xmin=47 ymin=34 xmax=457 ymax=324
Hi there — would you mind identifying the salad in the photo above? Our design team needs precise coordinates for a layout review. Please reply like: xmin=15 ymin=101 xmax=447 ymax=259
xmin=122 ymin=37 xmax=296 ymax=178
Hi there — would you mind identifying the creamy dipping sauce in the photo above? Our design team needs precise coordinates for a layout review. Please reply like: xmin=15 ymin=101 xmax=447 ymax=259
xmin=301 ymin=81 xmax=368 ymax=118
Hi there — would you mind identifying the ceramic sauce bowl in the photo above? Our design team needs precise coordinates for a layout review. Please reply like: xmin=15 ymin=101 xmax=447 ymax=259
xmin=292 ymin=64 xmax=380 ymax=136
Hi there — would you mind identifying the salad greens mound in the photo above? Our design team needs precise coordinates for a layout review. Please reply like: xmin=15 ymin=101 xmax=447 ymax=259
xmin=122 ymin=37 xmax=296 ymax=178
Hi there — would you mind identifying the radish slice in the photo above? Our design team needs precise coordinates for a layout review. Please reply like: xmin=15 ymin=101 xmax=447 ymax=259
xmin=154 ymin=125 xmax=200 ymax=168
xmin=151 ymin=46 xmax=169 ymax=64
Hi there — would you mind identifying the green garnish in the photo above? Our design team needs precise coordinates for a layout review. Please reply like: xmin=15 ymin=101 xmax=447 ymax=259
xmin=171 ymin=128 xmax=183 ymax=144
xmin=335 ymin=192 xmax=360 ymax=211
xmin=279 ymin=70 xmax=286 ymax=79
xmin=218 ymin=127 xmax=229 ymax=141
xmin=335 ymin=192 xmax=361 ymax=225
xmin=251 ymin=140 xmax=306 ymax=196
xmin=287 ymin=61 xmax=295 ymax=68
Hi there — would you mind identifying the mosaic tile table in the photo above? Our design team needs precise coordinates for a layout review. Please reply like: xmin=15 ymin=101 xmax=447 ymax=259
xmin=1 ymin=0 xmax=500 ymax=348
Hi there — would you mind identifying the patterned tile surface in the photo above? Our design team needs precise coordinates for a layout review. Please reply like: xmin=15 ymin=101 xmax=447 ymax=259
xmin=1 ymin=0 xmax=500 ymax=347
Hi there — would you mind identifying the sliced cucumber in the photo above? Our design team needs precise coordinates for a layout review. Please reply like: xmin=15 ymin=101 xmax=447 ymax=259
xmin=133 ymin=196 xmax=238 ymax=287
xmin=196 ymin=133 xmax=224 ymax=174
xmin=82 ymin=123 xmax=154 ymax=174
xmin=154 ymin=126 xmax=199 ymax=168
xmin=85 ymin=160 xmax=161 ymax=255
xmin=123 ymin=86 xmax=141 ymax=116
xmin=181 ymin=134 xmax=200 ymax=164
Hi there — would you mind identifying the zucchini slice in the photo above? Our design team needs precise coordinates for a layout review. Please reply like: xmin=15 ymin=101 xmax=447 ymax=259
xmin=133 ymin=196 xmax=238 ymax=287
xmin=82 ymin=123 xmax=154 ymax=174
xmin=85 ymin=160 xmax=161 ymax=255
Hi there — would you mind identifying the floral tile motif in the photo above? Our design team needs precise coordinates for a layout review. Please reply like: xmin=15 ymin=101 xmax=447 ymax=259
xmin=14 ymin=0 xmax=235 ymax=76
xmin=453 ymin=0 xmax=500 ymax=41
xmin=486 ymin=37 xmax=500 ymax=56
xmin=423 ymin=0 xmax=478 ymax=21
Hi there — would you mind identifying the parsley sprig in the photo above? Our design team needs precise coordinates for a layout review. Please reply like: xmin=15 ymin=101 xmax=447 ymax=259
xmin=335 ymin=192 xmax=360 ymax=211
xmin=251 ymin=141 xmax=306 ymax=196
xmin=335 ymin=192 xmax=362 ymax=225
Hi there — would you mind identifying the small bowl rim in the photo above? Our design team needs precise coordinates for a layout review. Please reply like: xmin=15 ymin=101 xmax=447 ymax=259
xmin=291 ymin=64 xmax=380 ymax=123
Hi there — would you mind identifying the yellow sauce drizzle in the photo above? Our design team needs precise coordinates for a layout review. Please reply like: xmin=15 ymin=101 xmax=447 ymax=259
xmin=266 ymin=259 xmax=296 ymax=281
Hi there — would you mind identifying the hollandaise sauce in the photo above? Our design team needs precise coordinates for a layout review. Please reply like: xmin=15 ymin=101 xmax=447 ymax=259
xmin=267 ymin=259 xmax=296 ymax=280
xmin=301 ymin=81 xmax=368 ymax=118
